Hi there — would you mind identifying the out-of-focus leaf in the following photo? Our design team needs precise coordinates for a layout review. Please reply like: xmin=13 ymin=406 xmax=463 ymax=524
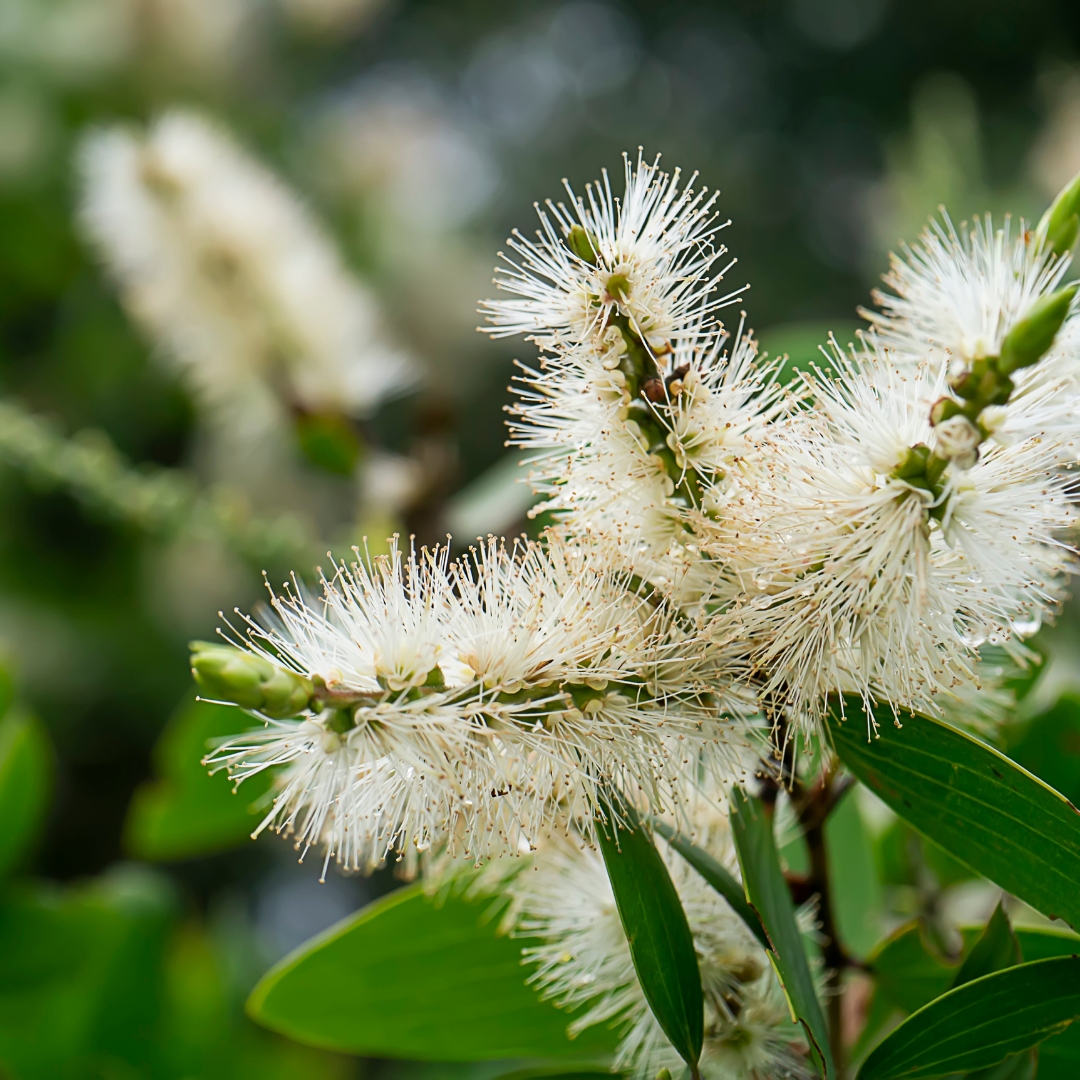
xmin=124 ymin=694 xmax=274 ymax=861
xmin=0 ymin=709 xmax=53 ymax=878
xmin=873 ymin=818 xmax=974 ymax=888
xmin=730 ymin=786 xmax=833 ymax=1079
xmin=757 ymin=321 xmax=860 ymax=385
xmin=951 ymin=901 xmax=1020 ymax=989
xmin=596 ymin=796 xmax=703 ymax=1072
xmin=492 ymin=1069 xmax=618 ymax=1080
xmin=1008 ymin=694 xmax=1080 ymax=807
xmin=829 ymin=697 xmax=1080 ymax=929
xmin=248 ymin=882 xmax=618 ymax=1061
xmin=866 ymin=921 xmax=961 ymax=1015
xmin=0 ymin=865 xmax=176 ymax=1079
xmin=825 ymin=786 xmax=883 ymax=959
xmin=858 ymin=957 xmax=1080 ymax=1080
xmin=652 ymin=818 xmax=768 ymax=948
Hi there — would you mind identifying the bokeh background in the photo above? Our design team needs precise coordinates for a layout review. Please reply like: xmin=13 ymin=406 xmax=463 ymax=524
xmin=3 ymin=0 xmax=1080 ymax=1076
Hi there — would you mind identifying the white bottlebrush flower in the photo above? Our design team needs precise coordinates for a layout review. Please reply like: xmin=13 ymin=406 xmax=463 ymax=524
xmin=703 ymin=344 xmax=1077 ymax=737
xmin=504 ymin=812 xmax=809 ymax=1080
xmin=79 ymin=110 xmax=412 ymax=422
xmin=481 ymin=149 xmax=745 ymax=355
xmin=204 ymin=536 xmax=746 ymax=875
xmin=863 ymin=212 xmax=1080 ymax=457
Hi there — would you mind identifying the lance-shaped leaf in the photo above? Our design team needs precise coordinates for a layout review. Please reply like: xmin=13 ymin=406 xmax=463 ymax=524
xmin=651 ymin=819 xmax=768 ymax=949
xmin=951 ymin=901 xmax=1020 ymax=989
xmin=858 ymin=957 xmax=1080 ymax=1080
xmin=596 ymin=794 xmax=703 ymax=1073
xmin=829 ymin=697 xmax=1080 ymax=929
xmin=729 ymin=786 xmax=834 ymax=1079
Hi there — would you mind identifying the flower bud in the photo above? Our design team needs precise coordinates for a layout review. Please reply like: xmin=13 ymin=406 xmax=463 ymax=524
xmin=565 ymin=224 xmax=599 ymax=264
xmin=929 ymin=397 xmax=964 ymax=426
xmin=933 ymin=415 xmax=981 ymax=470
xmin=998 ymin=284 xmax=1079 ymax=375
xmin=190 ymin=641 xmax=313 ymax=718
xmin=1037 ymin=169 xmax=1080 ymax=257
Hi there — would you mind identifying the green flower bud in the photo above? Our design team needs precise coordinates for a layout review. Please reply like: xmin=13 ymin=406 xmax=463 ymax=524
xmin=190 ymin=641 xmax=313 ymax=719
xmin=566 ymin=224 xmax=599 ymax=264
xmin=929 ymin=398 xmax=963 ymax=426
xmin=998 ymin=284 xmax=1079 ymax=375
xmin=1037 ymin=169 xmax=1080 ymax=257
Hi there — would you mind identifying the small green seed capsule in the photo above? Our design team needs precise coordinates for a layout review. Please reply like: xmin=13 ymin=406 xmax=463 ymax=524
xmin=190 ymin=641 xmax=313 ymax=719
xmin=566 ymin=224 xmax=599 ymax=264
xmin=1037 ymin=169 xmax=1080 ymax=257
xmin=998 ymin=284 xmax=1079 ymax=374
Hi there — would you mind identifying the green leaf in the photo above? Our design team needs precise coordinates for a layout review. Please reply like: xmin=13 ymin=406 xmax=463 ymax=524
xmin=0 ymin=865 xmax=176 ymax=1079
xmin=825 ymin=785 xmax=883 ymax=959
xmin=124 ymin=694 xmax=274 ymax=861
xmin=651 ymin=818 xmax=768 ymax=949
xmin=1012 ymin=928 xmax=1080 ymax=1079
xmin=729 ymin=786 xmax=834 ymax=1079
xmin=951 ymin=902 xmax=1019 ymax=989
xmin=248 ymin=882 xmax=618 ymax=1061
xmin=1007 ymin=694 xmax=1080 ymax=807
xmin=858 ymin=957 xmax=1080 ymax=1080
xmin=0 ymin=710 xmax=53 ymax=879
xmin=866 ymin=921 xmax=965 ymax=1015
xmin=596 ymin=795 xmax=703 ymax=1071
xmin=829 ymin=697 xmax=1080 ymax=929
xmin=964 ymin=1049 xmax=1038 ymax=1080
xmin=492 ymin=1069 xmax=618 ymax=1080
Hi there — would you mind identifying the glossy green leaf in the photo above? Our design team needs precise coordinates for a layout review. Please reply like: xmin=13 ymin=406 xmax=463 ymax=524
xmin=1012 ymin=928 xmax=1080 ymax=1079
xmin=964 ymin=1049 xmax=1038 ymax=1080
xmin=951 ymin=902 xmax=1019 ymax=989
xmin=829 ymin=697 xmax=1080 ymax=929
xmin=248 ymin=882 xmax=618 ymax=1061
xmin=651 ymin=818 xmax=768 ymax=949
xmin=0 ymin=710 xmax=53 ymax=879
xmin=124 ymin=695 xmax=274 ymax=861
xmin=858 ymin=957 xmax=1080 ymax=1080
xmin=729 ymin=786 xmax=833 ymax=1079
xmin=597 ymin=796 xmax=703 ymax=1071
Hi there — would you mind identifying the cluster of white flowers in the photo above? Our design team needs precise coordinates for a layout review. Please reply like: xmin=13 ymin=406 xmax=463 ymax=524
xmin=186 ymin=149 xmax=1080 ymax=1079
xmin=499 ymin=793 xmax=810 ymax=1080
xmin=79 ymin=110 xmax=412 ymax=425
xmin=486 ymin=153 xmax=1079 ymax=740
xmin=200 ymin=535 xmax=746 ymax=878
xmin=195 ymin=148 xmax=1080 ymax=860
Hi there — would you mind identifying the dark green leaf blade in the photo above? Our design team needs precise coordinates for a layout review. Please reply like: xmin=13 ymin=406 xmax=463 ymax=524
xmin=858 ymin=957 xmax=1080 ymax=1080
xmin=0 ymin=710 xmax=53 ymax=879
xmin=651 ymin=819 xmax=768 ymax=949
xmin=729 ymin=786 xmax=834 ymax=1079
xmin=829 ymin=697 xmax=1080 ymax=929
xmin=248 ymin=883 xmax=618 ymax=1061
xmin=951 ymin=901 xmax=1020 ymax=989
xmin=596 ymin=798 xmax=703 ymax=1071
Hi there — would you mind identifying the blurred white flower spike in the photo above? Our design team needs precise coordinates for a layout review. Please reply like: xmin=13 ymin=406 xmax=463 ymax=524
xmin=78 ymin=111 xmax=413 ymax=427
